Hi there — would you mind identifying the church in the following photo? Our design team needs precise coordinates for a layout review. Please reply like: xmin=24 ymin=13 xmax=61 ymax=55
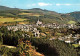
xmin=36 ymin=19 xmax=42 ymax=26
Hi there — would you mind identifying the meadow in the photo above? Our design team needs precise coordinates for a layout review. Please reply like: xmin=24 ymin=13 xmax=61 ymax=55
xmin=0 ymin=17 xmax=27 ymax=23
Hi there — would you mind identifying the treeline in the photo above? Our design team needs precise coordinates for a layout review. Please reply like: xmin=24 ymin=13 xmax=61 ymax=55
xmin=0 ymin=10 xmax=21 ymax=18
xmin=31 ymin=38 xmax=78 ymax=56
xmin=0 ymin=9 xmax=76 ymax=24
xmin=69 ymin=12 xmax=80 ymax=21
xmin=0 ymin=27 xmax=24 ymax=46
xmin=0 ymin=27 xmax=80 ymax=56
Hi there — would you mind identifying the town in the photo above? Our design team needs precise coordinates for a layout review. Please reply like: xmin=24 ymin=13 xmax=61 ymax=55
xmin=6 ymin=19 xmax=80 ymax=45
xmin=0 ymin=0 xmax=80 ymax=55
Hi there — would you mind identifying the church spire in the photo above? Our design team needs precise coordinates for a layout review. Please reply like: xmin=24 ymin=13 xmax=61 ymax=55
xmin=38 ymin=18 xmax=39 ymax=22
xmin=36 ymin=18 xmax=42 ymax=26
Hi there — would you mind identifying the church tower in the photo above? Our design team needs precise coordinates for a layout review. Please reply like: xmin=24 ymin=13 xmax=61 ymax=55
xmin=36 ymin=19 xmax=42 ymax=26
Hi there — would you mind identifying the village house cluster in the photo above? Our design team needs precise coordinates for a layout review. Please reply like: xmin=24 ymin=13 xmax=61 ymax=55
xmin=7 ymin=19 xmax=78 ymax=32
xmin=49 ymin=34 xmax=80 ymax=44
xmin=7 ymin=19 xmax=80 ymax=44
xmin=58 ymin=34 xmax=80 ymax=44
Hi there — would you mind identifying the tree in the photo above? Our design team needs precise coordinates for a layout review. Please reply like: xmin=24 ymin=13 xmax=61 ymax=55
xmin=0 ymin=32 xmax=3 ymax=45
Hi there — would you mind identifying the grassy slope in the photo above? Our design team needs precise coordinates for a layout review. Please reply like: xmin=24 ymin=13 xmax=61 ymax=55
xmin=19 ymin=13 xmax=41 ymax=17
xmin=69 ymin=12 xmax=80 ymax=22
xmin=0 ymin=17 xmax=27 ymax=23
xmin=26 ymin=9 xmax=76 ymax=24
xmin=72 ymin=44 xmax=80 ymax=48
xmin=0 ymin=6 xmax=79 ymax=24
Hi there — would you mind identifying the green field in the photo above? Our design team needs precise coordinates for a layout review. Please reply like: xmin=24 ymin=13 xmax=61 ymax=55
xmin=68 ymin=21 xmax=76 ymax=24
xmin=19 ymin=13 xmax=41 ymax=17
xmin=72 ymin=44 xmax=80 ymax=48
xmin=0 ymin=17 xmax=27 ymax=23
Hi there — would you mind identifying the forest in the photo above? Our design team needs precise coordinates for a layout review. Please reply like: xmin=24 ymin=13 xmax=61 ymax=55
xmin=0 ymin=26 xmax=80 ymax=56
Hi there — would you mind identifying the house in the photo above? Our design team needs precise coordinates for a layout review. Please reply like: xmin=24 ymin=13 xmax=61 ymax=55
xmin=33 ymin=28 xmax=40 ymax=37
xmin=58 ymin=36 xmax=65 ymax=41
xmin=65 ymin=39 xmax=71 ymax=43
xmin=65 ymin=38 xmax=74 ymax=43
xmin=79 ymin=41 xmax=80 ymax=45
xmin=49 ymin=37 xmax=56 ymax=40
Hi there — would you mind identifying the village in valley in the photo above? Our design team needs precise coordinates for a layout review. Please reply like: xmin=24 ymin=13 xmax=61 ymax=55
xmin=0 ymin=2 xmax=80 ymax=55
xmin=6 ymin=19 xmax=80 ymax=46
xmin=0 ymin=18 xmax=80 ymax=56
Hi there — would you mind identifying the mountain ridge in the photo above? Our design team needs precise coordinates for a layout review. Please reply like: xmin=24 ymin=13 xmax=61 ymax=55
xmin=0 ymin=6 xmax=80 ymax=24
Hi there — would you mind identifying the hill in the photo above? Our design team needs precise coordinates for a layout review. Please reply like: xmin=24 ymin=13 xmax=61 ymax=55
xmin=0 ymin=6 xmax=80 ymax=24
xmin=68 ymin=11 xmax=80 ymax=22
xmin=27 ymin=8 xmax=60 ymax=15
xmin=0 ymin=6 xmax=19 ymax=11
xmin=26 ymin=8 xmax=76 ymax=24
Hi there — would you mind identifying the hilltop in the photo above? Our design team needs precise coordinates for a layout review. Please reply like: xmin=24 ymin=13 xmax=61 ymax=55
xmin=0 ymin=6 xmax=19 ymax=11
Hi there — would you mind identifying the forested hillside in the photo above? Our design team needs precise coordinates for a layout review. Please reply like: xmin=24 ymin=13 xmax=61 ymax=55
xmin=0 ymin=6 xmax=80 ymax=24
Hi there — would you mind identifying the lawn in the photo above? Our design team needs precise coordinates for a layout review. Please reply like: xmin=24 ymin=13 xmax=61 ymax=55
xmin=68 ymin=21 xmax=76 ymax=24
xmin=72 ymin=44 xmax=80 ymax=48
xmin=0 ymin=17 xmax=27 ymax=23
xmin=19 ymin=13 xmax=41 ymax=17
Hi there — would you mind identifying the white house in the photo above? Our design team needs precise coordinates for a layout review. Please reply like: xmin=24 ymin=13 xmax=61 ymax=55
xmin=79 ymin=41 xmax=80 ymax=45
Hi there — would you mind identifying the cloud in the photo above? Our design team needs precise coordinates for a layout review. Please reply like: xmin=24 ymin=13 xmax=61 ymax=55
xmin=38 ymin=2 xmax=52 ymax=6
xmin=27 ymin=4 xmax=36 ymax=7
xmin=56 ymin=4 xmax=61 ymax=6
xmin=55 ymin=4 xmax=80 ymax=6
xmin=65 ymin=4 xmax=71 ymax=6
xmin=26 ymin=3 xmax=80 ymax=7
xmin=56 ymin=4 xmax=71 ymax=6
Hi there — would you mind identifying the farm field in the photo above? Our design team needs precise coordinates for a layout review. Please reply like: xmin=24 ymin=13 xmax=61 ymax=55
xmin=72 ymin=44 xmax=80 ymax=48
xmin=19 ymin=13 xmax=41 ymax=17
xmin=0 ymin=17 xmax=27 ymax=23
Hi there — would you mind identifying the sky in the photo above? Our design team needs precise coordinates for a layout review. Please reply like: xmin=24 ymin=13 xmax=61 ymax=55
xmin=0 ymin=0 xmax=80 ymax=13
